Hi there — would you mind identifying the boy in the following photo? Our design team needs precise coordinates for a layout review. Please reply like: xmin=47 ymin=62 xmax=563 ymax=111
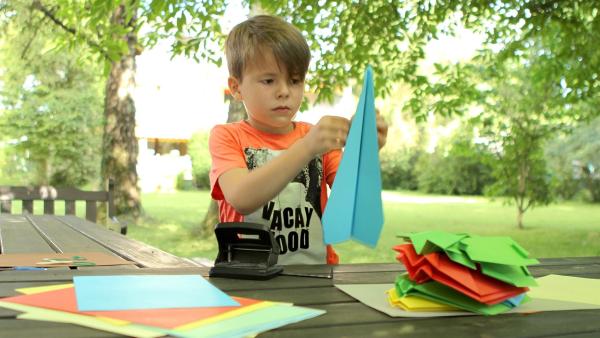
xmin=209 ymin=15 xmax=388 ymax=265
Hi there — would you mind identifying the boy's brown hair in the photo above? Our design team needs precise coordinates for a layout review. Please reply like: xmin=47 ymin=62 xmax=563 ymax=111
xmin=225 ymin=15 xmax=310 ymax=81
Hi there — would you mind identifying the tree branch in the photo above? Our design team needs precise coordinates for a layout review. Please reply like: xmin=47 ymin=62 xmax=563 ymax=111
xmin=31 ymin=0 xmax=111 ymax=60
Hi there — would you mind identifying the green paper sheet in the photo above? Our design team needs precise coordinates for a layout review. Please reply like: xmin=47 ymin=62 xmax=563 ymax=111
xmin=479 ymin=262 xmax=537 ymax=287
xmin=461 ymin=236 xmax=539 ymax=266
xmin=395 ymin=274 xmax=516 ymax=315
xmin=398 ymin=231 xmax=468 ymax=255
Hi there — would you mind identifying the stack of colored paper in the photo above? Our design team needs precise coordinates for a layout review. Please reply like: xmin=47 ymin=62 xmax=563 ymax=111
xmin=390 ymin=231 xmax=539 ymax=315
xmin=0 ymin=275 xmax=325 ymax=337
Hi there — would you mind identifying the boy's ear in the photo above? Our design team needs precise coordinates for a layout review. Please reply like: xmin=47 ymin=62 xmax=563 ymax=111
xmin=228 ymin=76 xmax=243 ymax=101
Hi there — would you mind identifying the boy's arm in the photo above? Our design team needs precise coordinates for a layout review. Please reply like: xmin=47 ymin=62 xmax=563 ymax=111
xmin=218 ymin=116 xmax=350 ymax=215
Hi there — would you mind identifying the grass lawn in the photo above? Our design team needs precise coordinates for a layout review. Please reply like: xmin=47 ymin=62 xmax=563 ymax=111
xmin=128 ymin=190 xmax=600 ymax=263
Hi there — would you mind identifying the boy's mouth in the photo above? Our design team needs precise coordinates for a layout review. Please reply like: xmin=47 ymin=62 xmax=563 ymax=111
xmin=273 ymin=106 xmax=291 ymax=113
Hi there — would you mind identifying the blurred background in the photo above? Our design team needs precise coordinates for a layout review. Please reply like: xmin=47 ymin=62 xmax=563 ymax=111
xmin=1 ymin=0 xmax=598 ymax=263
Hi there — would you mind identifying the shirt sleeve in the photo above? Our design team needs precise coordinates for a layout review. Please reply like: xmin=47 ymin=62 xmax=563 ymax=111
xmin=323 ymin=149 xmax=342 ymax=187
xmin=209 ymin=125 xmax=247 ymax=200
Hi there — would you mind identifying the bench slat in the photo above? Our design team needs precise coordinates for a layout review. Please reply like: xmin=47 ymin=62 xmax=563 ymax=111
xmin=65 ymin=200 xmax=76 ymax=215
xmin=22 ymin=200 xmax=33 ymax=214
xmin=0 ymin=180 xmax=125 ymax=234
xmin=0 ymin=200 xmax=11 ymax=214
xmin=85 ymin=201 xmax=97 ymax=223
xmin=43 ymin=200 xmax=54 ymax=214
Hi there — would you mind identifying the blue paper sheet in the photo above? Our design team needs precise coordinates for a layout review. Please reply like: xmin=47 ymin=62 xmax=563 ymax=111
xmin=74 ymin=275 xmax=239 ymax=311
xmin=322 ymin=66 xmax=384 ymax=247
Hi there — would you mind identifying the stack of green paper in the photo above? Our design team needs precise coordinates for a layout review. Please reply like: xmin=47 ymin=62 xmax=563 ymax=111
xmin=394 ymin=231 xmax=539 ymax=315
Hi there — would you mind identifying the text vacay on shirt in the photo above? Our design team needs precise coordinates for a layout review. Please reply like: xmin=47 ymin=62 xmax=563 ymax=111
xmin=262 ymin=201 xmax=313 ymax=254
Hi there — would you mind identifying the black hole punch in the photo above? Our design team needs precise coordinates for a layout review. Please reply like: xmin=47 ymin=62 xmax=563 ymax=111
xmin=209 ymin=222 xmax=283 ymax=280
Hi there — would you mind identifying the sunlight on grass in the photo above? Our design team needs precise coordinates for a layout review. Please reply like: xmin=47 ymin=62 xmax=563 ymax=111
xmin=127 ymin=190 xmax=600 ymax=263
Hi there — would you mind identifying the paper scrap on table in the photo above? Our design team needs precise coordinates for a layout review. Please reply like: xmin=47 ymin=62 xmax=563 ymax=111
xmin=0 ymin=252 xmax=135 ymax=268
xmin=74 ymin=275 xmax=239 ymax=311
xmin=322 ymin=65 xmax=384 ymax=247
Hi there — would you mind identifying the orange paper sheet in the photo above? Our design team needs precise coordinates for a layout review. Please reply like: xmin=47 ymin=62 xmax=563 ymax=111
xmin=0 ymin=252 xmax=135 ymax=267
xmin=394 ymin=244 xmax=527 ymax=304
xmin=2 ymin=287 xmax=260 ymax=329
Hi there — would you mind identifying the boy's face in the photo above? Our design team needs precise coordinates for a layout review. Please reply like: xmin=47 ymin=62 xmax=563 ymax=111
xmin=228 ymin=49 xmax=304 ymax=134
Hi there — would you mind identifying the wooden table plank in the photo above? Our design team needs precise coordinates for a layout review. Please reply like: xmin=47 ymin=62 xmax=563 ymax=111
xmin=0 ymin=215 xmax=55 ymax=253
xmin=55 ymin=216 xmax=196 ymax=268
xmin=2 ymin=218 xmax=600 ymax=338
xmin=26 ymin=215 xmax=120 ymax=254
xmin=262 ymin=308 xmax=600 ymax=338
xmin=0 ymin=319 xmax=122 ymax=338
xmin=229 ymin=286 xmax=353 ymax=306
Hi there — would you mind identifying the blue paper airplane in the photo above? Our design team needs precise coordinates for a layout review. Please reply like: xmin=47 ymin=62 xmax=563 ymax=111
xmin=322 ymin=66 xmax=384 ymax=247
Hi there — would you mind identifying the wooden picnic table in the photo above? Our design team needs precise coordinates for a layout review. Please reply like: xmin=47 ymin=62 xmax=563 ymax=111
xmin=1 ymin=214 xmax=600 ymax=337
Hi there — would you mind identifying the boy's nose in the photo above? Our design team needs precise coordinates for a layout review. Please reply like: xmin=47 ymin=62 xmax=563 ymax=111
xmin=277 ymin=82 xmax=290 ymax=98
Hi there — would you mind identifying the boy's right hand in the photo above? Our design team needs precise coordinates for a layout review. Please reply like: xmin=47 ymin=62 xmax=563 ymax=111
xmin=303 ymin=116 xmax=351 ymax=156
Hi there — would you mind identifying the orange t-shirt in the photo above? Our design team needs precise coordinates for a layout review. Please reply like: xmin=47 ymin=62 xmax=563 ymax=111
xmin=209 ymin=121 xmax=341 ymax=264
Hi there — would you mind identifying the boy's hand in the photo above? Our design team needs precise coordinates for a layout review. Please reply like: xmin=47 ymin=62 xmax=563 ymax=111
xmin=303 ymin=116 xmax=351 ymax=156
xmin=376 ymin=110 xmax=388 ymax=150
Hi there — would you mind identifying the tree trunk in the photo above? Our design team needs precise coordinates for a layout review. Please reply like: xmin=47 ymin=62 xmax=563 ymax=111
xmin=515 ymin=160 xmax=528 ymax=229
xmin=101 ymin=4 xmax=141 ymax=218
xmin=517 ymin=207 xmax=524 ymax=229
xmin=199 ymin=92 xmax=247 ymax=235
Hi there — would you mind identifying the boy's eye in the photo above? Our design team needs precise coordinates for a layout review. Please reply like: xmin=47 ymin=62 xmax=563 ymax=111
xmin=291 ymin=78 xmax=302 ymax=85
xmin=261 ymin=79 xmax=274 ymax=84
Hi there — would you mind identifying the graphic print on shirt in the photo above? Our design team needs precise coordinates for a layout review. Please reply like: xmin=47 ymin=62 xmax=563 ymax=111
xmin=243 ymin=147 xmax=326 ymax=264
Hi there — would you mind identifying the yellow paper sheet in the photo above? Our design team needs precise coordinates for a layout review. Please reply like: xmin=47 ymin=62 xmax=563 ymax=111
xmin=0 ymin=301 xmax=165 ymax=338
xmin=529 ymin=274 xmax=600 ymax=305
xmin=15 ymin=283 xmax=73 ymax=295
xmin=386 ymin=288 xmax=459 ymax=311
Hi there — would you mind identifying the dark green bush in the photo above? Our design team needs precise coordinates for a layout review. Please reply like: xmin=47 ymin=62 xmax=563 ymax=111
xmin=415 ymin=130 xmax=495 ymax=195
xmin=188 ymin=131 xmax=211 ymax=190
xmin=380 ymin=148 xmax=419 ymax=190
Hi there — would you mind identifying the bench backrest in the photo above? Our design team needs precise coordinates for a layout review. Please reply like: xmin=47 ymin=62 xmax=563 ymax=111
xmin=0 ymin=180 xmax=115 ymax=223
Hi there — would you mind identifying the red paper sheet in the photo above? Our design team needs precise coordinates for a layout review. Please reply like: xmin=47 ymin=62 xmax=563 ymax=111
xmin=3 ymin=287 xmax=260 ymax=329
xmin=394 ymin=244 xmax=528 ymax=304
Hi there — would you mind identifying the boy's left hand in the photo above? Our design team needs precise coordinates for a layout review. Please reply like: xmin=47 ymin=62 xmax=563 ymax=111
xmin=376 ymin=110 xmax=388 ymax=150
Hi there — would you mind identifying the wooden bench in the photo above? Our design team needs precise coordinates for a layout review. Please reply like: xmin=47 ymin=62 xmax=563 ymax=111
xmin=0 ymin=180 xmax=127 ymax=234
